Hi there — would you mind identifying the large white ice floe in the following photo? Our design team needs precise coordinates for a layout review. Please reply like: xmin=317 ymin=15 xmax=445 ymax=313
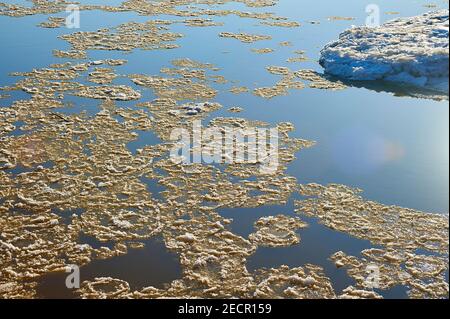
xmin=320 ymin=10 xmax=449 ymax=96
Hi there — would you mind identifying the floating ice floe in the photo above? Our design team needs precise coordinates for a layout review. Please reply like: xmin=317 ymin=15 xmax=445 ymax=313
xmin=320 ymin=10 xmax=449 ymax=98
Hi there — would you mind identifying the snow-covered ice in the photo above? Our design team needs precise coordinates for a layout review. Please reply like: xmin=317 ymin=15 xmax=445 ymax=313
xmin=320 ymin=10 xmax=449 ymax=95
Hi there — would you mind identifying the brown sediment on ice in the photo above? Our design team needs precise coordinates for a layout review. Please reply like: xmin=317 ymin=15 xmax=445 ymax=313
xmin=294 ymin=184 xmax=449 ymax=298
xmin=88 ymin=68 xmax=118 ymax=85
xmin=52 ymin=49 xmax=87 ymax=60
xmin=287 ymin=51 xmax=308 ymax=63
xmin=0 ymin=48 xmax=319 ymax=298
xmin=266 ymin=66 xmax=290 ymax=75
xmin=261 ymin=21 xmax=300 ymax=28
xmin=279 ymin=41 xmax=293 ymax=47
xmin=253 ymin=66 xmax=305 ymax=98
xmin=251 ymin=48 xmax=274 ymax=54
xmin=331 ymin=249 xmax=449 ymax=299
xmin=60 ymin=21 xmax=183 ymax=55
xmin=253 ymin=264 xmax=335 ymax=298
xmin=0 ymin=0 xmax=73 ymax=17
xmin=0 ymin=0 xmax=289 ymax=24
xmin=211 ymin=75 xmax=228 ymax=84
xmin=295 ymin=183 xmax=449 ymax=253
xmin=249 ymin=215 xmax=308 ymax=247
xmin=183 ymin=18 xmax=224 ymax=27
xmin=78 ymin=263 xmax=336 ymax=299
xmin=219 ymin=32 xmax=272 ymax=43
xmin=294 ymin=69 xmax=347 ymax=90
xmin=74 ymin=85 xmax=142 ymax=101
xmin=229 ymin=86 xmax=249 ymax=94
xmin=170 ymin=58 xmax=218 ymax=70
xmin=338 ymin=286 xmax=383 ymax=299
xmin=130 ymin=58 xmax=222 ymax=101
xmin=37 ymin=16 xmax=65 ymax=28
xmin=253 ymin=66 xmax=346 ymax=98
xmin=132 ymin=74 xmax=216 ymax=101
xmin=228 ymin=106 xmax=243 ymax=113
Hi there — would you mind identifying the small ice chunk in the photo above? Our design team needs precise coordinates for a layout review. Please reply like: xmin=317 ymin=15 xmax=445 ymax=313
xmin=178 ymin=233 xmax=196 ymax=243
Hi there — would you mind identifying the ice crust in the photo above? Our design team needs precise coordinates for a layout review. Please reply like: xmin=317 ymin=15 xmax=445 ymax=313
xmin=320 ymin=10 xmax=449 ymax=93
